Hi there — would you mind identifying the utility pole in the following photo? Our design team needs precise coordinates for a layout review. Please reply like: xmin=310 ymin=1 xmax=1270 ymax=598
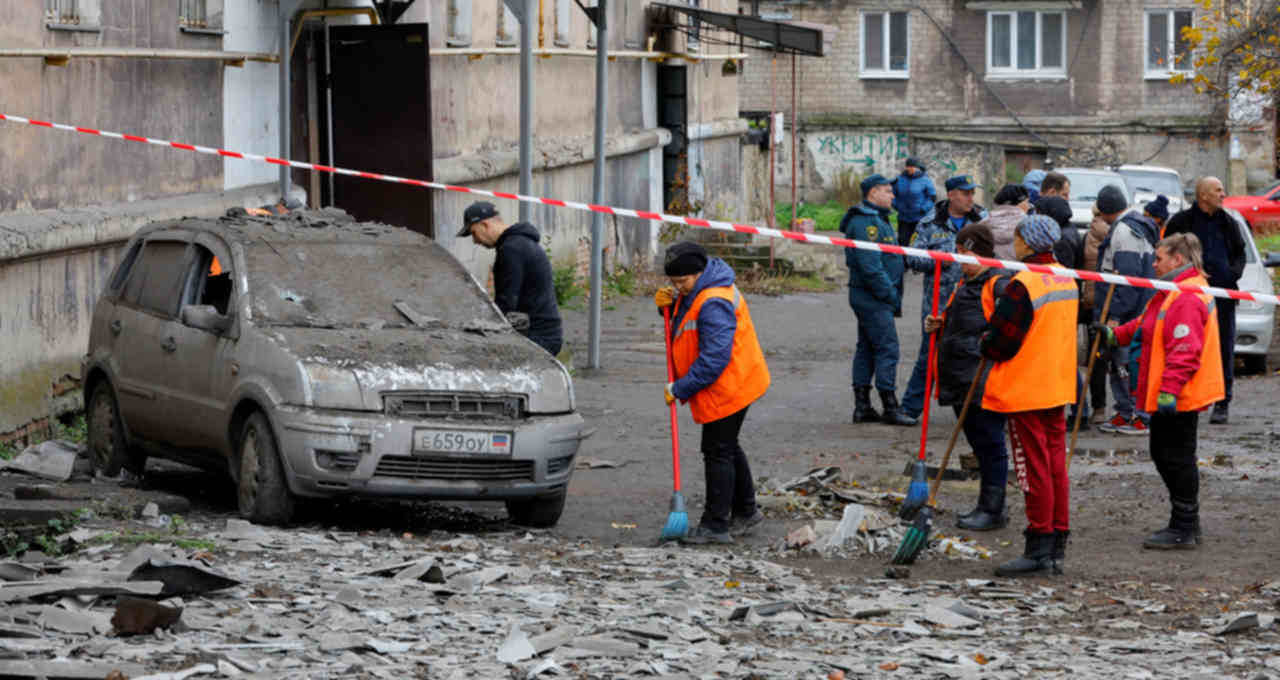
xmin=587 ymin=0 xmax=608 ymax=369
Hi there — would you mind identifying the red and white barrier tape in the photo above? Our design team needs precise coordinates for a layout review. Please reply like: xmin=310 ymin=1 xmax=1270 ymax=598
xmin=3 ymin=111 xmax=1276 ymax=307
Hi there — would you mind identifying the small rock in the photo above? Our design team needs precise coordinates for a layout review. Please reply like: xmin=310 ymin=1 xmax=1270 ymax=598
xmin=140 ymin=502 xmax=160 ymax=519
xmin=884 ymin=566 xmax=911 ymax=580
xmin=786 ymin=525 xmax=817 ymax=549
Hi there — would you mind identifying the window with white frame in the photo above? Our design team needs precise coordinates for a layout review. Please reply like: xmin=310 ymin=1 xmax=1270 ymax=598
xmin=179 ymin=0 xmax=224 ymax=33
xmin=861 ymin=11 xmax=910 ymax=78
xmin=554 ymin=0 xmax=571 ymax=47
xmin=986 ymin=10 xmax=1066 ymax=78
xmin=447 ymin=0 xmax=473 ymax=47
xmin=45 ymin=0 xmax=101 ymax=30
xmin=497 ymin=1 xmax=518 ymax=47
xmin=1145 ymin=9 xmax=1193 ymax=77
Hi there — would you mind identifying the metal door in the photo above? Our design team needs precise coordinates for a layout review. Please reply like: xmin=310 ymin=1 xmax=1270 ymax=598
xmin=657 ymin=65 xmax=688 ymax=213
xmin=328 ymin=23 xmax=435 ymax=237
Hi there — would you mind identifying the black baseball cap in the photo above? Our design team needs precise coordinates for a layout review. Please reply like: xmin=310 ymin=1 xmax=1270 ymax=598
xmin=458 ymin=201 xmax=499 ymax=237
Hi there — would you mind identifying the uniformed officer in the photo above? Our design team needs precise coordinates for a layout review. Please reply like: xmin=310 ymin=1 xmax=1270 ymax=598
xmin=841 ymin=174 xmax=915 ymax=426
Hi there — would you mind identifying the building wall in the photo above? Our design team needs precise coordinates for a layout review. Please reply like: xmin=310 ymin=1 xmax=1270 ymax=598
xmin=0 ymin=2 xmax=225 ymax=211
xmin=740 ymin=0 xmax=1271 ymax=201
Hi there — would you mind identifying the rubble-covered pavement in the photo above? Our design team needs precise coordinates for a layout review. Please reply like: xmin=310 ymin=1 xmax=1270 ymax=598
xmin=4 ymin=510 xmax=1280 ymax=679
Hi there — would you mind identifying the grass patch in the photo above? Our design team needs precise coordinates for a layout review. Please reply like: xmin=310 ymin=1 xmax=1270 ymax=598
xmin=737 ymin=270 xmax=839 ymax=296
xmin=775 ymin=201 xmax=899 ymax=234
xmin=0 ymin=444 xmax=17 ymax=461
xmin=1255 ymin=232 xmax=1280 ymax=254
xmin=89 ymin=531 xmax=218 ymax=552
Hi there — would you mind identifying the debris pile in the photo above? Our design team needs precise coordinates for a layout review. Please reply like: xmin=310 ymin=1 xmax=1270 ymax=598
xmin=4 ymin=516 xmax=1277 ymax=678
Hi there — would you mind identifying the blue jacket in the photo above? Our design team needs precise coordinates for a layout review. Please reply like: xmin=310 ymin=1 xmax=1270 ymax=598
xmin=907 ymin=199 xmax=988 ymax=317
xmin=1096 ymin=212 xmax=1159 ymax=323
xmin=892 ymin=170 xmax=937 ymax=223
xmin=841 ymin=201 xmax=905 ymax=313
xmin=669 ymin=257 xmax=738 ymax=401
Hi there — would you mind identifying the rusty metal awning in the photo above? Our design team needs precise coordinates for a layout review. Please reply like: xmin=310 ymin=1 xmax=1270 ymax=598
xmin=650 ymin=2 xmax=833 ymax=57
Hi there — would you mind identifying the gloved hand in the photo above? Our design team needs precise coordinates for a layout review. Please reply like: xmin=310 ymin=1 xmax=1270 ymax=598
xmin=663 ymin=383 xmax=676 ymax=406
xmin=923 ymin=314 xmax=944 ymax=334
xmin=654 ymin=287 xmax=677 ymax=309
xmin=1091 ymin=322 xmax=1115 ymax=346
xmin=1156 ymin=392 xmax=1177 ymax=414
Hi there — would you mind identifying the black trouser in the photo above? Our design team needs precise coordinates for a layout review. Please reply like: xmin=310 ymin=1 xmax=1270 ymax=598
xmin=898 ymin=220 xmax=920 ymax=247
xmin=954 ymin=404 xmax=1008 ymax=488
xmin=699 ymin=405 xmax=756 ymax=533
xmin=1216 ymin=299 xmax=1235 ymax=404
xmin=529 ymin=335 xmax=563 ymax=357
xmin=1149 ymin=410 xmax=1199 ymax=506
xmin=1085 ymin=325 xmax=1108 ymax=410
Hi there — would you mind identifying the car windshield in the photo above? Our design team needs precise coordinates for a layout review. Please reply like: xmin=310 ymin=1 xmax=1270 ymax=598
xmin=1063 ymin=173 xmax=1127 ymax=203
xmin=1119 ymin=170 xmax=1181 ymax=197
xmin=1255 ymin=180 xmax=1280 ymax=197
xmin=245 ymin=241 xmax=500 ymax=328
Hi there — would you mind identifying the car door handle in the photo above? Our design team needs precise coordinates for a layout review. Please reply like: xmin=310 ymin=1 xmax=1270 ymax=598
xmin=161 ymin=337 xmax=177 ymax=353
xmin=110 ymin=319 xmax=122 ymax=336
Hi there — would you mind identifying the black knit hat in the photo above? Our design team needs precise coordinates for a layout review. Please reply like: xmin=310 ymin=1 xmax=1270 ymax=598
xmin=663 ymin=242 xmax=709 ymax=276
xmin=1097 ymin=185 xmax=1128 ymax=215
xmin=994 ymin=184 xmax=1030 ymax=206
xmin=1033 ymin=196 xmax=1073 ymax=229
xmin=905 ymin=156 xmax=925 ymax=171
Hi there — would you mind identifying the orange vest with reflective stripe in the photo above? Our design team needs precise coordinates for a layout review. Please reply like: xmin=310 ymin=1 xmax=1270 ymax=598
xmin=982 ymin=270 xmax=1079 ymax=413
xmin=671 ymin=285 xmax=771 ymax=424
xmin=1141 ymin=274 xmax=1224 ymax=412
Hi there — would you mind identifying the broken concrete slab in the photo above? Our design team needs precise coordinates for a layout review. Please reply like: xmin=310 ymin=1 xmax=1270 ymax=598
xmin=0 ymin=579 xmax=164 ymax=603
xmin=0 ymin=659 xmax=147 ymax=679
xmin=13 ymin=484 xmax=92 ymax=501
xmin=127 ymin=557 xmax=240 ymax=597
xmin=497 ymin=625 xmax=537 ymax=664
xmin=1 ymin=440 xmax=79 ymax=481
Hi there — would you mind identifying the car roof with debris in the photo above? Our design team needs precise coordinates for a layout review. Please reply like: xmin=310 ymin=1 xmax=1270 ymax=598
xmin=132 ymin=208 xmax=429 ymax=247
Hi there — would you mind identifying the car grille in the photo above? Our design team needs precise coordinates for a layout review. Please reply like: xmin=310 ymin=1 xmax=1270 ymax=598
xmin=383 ymin=392 xmax=525 ymax=420
xmin=374 ymin=455 xmax=535 ymax=481
xmin=546 ymin=455 xmax=574 ymax=477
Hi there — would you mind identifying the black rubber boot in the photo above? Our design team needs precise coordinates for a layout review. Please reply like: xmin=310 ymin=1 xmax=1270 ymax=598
xmin=879 ymin=390 xmax=919 ymax=426
xmin=852 ymin=386 xmax=880 ymax=423
xmin=957 ymin=484 xmax=1008 ymax=531
xmin=1051 ymin=530 xmax=1069 ymax=575
xmin=1144 ymin=499 xmax=1200 ymax=550
xmin=1209 ymin=402 xmax=1229 ymax=425
xmin=994 ymin=530 xmax=1055 ymax=577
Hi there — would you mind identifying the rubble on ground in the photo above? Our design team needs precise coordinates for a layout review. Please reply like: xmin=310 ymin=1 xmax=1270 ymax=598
xmin=2 ymin=515 xmax=1278 ymax=678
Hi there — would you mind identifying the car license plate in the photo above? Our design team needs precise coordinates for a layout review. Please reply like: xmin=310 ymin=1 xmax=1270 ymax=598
xmin=413 ymin=429 xmax=512 ymax=455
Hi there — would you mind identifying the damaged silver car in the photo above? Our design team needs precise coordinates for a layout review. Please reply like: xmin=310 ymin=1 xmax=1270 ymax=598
xmin=82 ymin=210 xmax=588 ymax=526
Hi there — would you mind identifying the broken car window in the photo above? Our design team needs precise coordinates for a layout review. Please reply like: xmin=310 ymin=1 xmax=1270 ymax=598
xmin=244 ymin=241 xmax=499 ymax=328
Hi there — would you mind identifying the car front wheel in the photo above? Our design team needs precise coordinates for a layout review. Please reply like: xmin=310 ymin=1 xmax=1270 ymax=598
xmin=505 ymin=490 xmax=567 ymax=528
xmin=86 ymin=383 xmax=145 ymax=477
xmin=237 ymin=412 xmax=295 ymax=526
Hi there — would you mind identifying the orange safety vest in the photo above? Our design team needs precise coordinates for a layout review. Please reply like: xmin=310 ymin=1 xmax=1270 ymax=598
xmin=1141 ymin=274 xmax=1224 ymax=412
xmin=671 ymin=285 xmax=771 ymax=424
xmin=982 ymin=270 xmax=1079 ymax=413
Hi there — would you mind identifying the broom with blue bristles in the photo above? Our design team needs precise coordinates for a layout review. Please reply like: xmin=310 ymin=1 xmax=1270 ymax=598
xmin=659 ymin=306 xmax=689 ymax=541
xmin=899 ymin=261 xmax=943 ymax=521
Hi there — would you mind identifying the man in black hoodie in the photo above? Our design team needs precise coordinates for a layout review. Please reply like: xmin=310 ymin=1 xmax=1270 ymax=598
xmin=1163 ymin=177 xmax=1246 ymax=424
xmin=458 ymin=201 xmax=563 ymax=355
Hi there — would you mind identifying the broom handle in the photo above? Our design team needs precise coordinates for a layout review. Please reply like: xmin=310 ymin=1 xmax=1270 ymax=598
xmin=663 ymin=305 xmax=681 ymax=492
xmin=1067 ymin=283 xmax=1116 ymax=470
xmin=916 ymin=260 xmax=942 ymax=462
xmin=928 ymin=358 xmax=986 ymax=504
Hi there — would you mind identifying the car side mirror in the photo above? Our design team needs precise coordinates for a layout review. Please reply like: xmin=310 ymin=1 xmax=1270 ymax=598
xmin=181 ymin=304 xmax=232 ymax=334
xmin=1264 ymin=252 xmax=1280 ymax=268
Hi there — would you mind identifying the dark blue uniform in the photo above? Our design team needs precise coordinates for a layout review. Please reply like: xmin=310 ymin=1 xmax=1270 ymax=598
xmin=841 ymin=201 xmax=905 ymax=392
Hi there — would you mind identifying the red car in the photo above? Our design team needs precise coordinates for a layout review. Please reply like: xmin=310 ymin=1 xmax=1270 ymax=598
xmin=1224 ymin=180 xmax=1280 ymax=231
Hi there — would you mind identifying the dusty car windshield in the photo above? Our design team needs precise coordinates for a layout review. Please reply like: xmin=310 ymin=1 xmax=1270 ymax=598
xmin=245 ymin=241 xmax=500 ymax=328
xmin=1063 ymin=174 xmax=1126 ymax=203
xmin=1120 ymin=170 xmax=1181 ymax=197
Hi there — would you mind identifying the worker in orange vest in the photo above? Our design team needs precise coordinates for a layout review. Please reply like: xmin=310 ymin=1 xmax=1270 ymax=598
xmin=655 ymin=242 xmax=771 ymax=545
xmin=980 ymin=215 xmax=1079 ymax=576
xmin=1096 ymin=233 xmax=1224 ymax=550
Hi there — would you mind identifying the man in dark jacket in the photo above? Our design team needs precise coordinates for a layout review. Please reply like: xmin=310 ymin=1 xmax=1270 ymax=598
xmin=892 ymin=157 xmax=938 ymax=247
xmin=1035 ymin=195 xmax=1090 ymax=428
xmin=902 ymin=175 xmax=987 ymax=420
xmin=842 ymin=174 xmax=915 ymax=426
xmin=458 ymin=201 xmax=563 ymax=355
xmin=924 ymin=223 xmax=1010 ymax=531
xmin=1163 ymin=176 xmax=1246 ymax=424
xmin=1094 ymin=185 xmax=1160 ymax=436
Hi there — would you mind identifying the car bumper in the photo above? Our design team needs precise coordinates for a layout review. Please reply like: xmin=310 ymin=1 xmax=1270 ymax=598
xmin=271 ymin=406 xmax=589 ymax=501
xmin=1235 ymin=304 xmax=1275 ymax=356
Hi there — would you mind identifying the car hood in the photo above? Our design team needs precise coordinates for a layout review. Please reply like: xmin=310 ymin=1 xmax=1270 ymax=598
xmin=269 ymin=327 xmax=574 ymax=414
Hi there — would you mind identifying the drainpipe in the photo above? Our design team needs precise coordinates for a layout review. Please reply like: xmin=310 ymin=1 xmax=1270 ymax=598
xmin=279 ymin=1 xmax=305 ymax=200
xmin=587 ymin=0 xmax=608 ymax=369
xmin=519 ymin=0 xmax=534 ymax=222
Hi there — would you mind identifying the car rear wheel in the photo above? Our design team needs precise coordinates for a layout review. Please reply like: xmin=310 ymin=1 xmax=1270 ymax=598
xmin=237 ymin=412 xmax=295 ymax=526
xmin=86 ymin=383 xmax=145 ymax=477
xmin=505 ymin=490 xmax=567 ymax=528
